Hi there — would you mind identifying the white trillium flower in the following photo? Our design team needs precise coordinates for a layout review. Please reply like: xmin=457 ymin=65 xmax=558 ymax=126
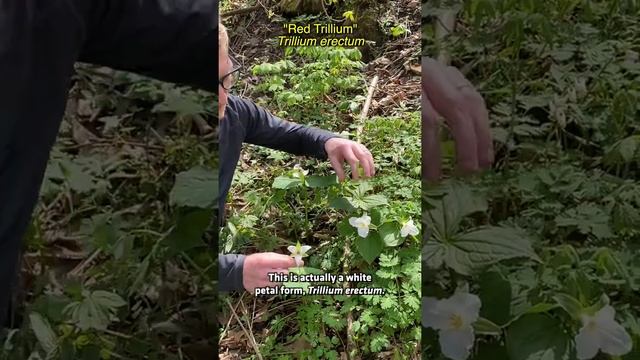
xmin=574 ymin=305 xmax=632 ymax=359
xmin=349 ymin=214 xmax=371 ymax=238
xmin=400 ymin=218 xmax=419 ymax=238
xmin=287 ymin=241 xmax=311 ymax=267
xmin=422 ymin=293 xmax=481 ymax=360
xmin=292 ymin=164 xmax=309 ymax=178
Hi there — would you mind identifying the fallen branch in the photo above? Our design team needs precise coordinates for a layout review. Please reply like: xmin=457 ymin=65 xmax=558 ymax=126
xmin=356 ymin=74 xmax=379 ymax=143
xmin=434 ymin=9 xmax=458 ymax=65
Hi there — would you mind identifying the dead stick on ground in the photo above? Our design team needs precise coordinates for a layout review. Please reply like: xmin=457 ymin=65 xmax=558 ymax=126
xmin=220 ymin=292 xmax=245 ymax=345
xmin=225 ymin=297 xmax=264 ymax=360
xmin=356 ymin=75 xmax=379 ymax=143
xmin=68 ymin=249 xmax=102 ymax=278
xmin=434 ymin=9 xmax=458 ymax=66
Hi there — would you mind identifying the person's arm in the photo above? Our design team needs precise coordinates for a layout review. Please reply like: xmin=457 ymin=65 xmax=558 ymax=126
xmin=77 ymin=0 xmax=217 ymax=92
xmin=218 ymin=254 xmax=245 ymax=292
xmin=229 ymin=95 xmax=341 ymax=159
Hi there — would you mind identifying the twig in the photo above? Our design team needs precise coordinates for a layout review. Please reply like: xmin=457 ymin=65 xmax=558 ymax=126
xmin=68 ymin=249 xmax=102 ymax=278
xmin=434 ymin=9 xmax=458 ymax=65
xmin=224 ymin=297 xmax=264 ymax=360
xmin=356 ymin=75 xmax=379 ymax=143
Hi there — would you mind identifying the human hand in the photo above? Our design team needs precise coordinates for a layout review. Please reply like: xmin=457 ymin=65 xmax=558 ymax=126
xmin=242 ymin=252 xmax=300 ymax=294
xmin=324 ymin=137 xmax=375 ymax=181
xmin=422 ymin=57 xmax=494 ymax=182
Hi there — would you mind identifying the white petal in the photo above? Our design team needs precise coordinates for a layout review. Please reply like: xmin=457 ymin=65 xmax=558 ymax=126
xmin=575 ymin=326 xmax=601 ymax=360
xmin=349 ymin=217 xmax=359 ymax=227
xmin=440 ymin=293 xmax=481 ymax=326
xmin=287 ymin=246 xmax=297 ymax=254
xmin=422 ymin=297 xmax=448 ymax=330
xmin=294 ymin=256 xmax=303 ymax=267
xmin=597 ymin=319 xmax=633 ymax=356
xmin=594 ymin=305 xmax=616 ymax=324
xmin=300 ymin=245 xmax=312 ymax=254
xmin=362 ymin=215 xmax=371 ymax=225
xmin=400 ymin=224 xmax=410 ymax=238
xmin=357 ymin=226 xmax=369 ymax=238
xmin=439 ymin=327 xmax=474 ymax=360
xmin=408 ymin=224 xmax=419 ymax=236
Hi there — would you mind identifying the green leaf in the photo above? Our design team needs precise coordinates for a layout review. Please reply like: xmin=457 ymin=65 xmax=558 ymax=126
xmin=523 ymin=303 xmax=558 ymax=314
xmin=59 ymin=159 xmax=96 ymax=193
xmin=92 ymin=291 xmax=126 ymax=309
xmin=379 ymin=253 xmax=400 ymax=267
xmin=351 ymin=194 xmax=388 ymax=210
xmin=152 ymin=88 xmax=206 ymax=117
xmin=355 ymin=233 xmax=383 ymax=264
xmin=29 ymin=313 xmax=57 ymax=355
xmin=555 ymin=203 xmax=613 ymax=239
xmin=617 ymin=136 xmax=639 ymax=162
xmin=306 ymin=175 xmax=338 ymax=188
xmin=64 ymin=290 xmax=126 ymax=331
xmin=479 ymin=271 xmax=512 ymax=325
xmin=380 ymin=296 xmax=397 ymax=310
xmin=165 ymin=208 xmax=212 ymax=252
xmin=342 ymin=10 xmax=355 ymax=22
xmin=322 ymin=310 xmax=345 ymax=330
xmin=337 ymin=217 xmax=356 ymax=237
xmin=423 ymin=181 xmax=488 ymax=240
xmin=428 ymin=226 xmax=540 ymax=275
xmin=506 ymin=314 xmax=570 ymax=360
xmin=378 ymin=222 xmax=403 ymax=247
xmin=475 ymin=339 xmax=509 ymax=360
xmin=169 ymin=166 xmax=218 ymax=209
xmin=329 ymin=196 xmax=356 ymax=211
xmin=553 ymin=293 xmax=584 ymax=320
xmin=369 ymin=332 xmax=390 ymax=353
xmin=272 ymin=175 xmax=302 ymax=189
xmin=473 ymin=317 xmax=502 ymax=335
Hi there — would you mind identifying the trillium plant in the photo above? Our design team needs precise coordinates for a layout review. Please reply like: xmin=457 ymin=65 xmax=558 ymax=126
xmin=288 ymin=241 xmax=311 ymax=267
xmin=575 ymin=305 xmax=632 ymax=359
xmin=422 ymin=292 xmax=481 ymax=360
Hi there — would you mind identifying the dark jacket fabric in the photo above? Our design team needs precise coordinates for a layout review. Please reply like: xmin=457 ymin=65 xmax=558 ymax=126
xmin=0 ymin=0 xmax=216 ymax=327
xmin=217 ymin=95 xmax=339 ymax=291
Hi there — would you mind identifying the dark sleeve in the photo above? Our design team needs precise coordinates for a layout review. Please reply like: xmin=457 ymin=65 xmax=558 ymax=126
xmin=77 ymin=0 xmax=216 ymax=92
xmin=218 ymin=254 xmax=245 ymax=292
xmin=232 ymin=96 xmax=341 ymax=159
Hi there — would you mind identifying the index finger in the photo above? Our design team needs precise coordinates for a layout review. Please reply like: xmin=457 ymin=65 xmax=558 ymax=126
xmin=261 ymin=253 xmax=298 ymax=269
